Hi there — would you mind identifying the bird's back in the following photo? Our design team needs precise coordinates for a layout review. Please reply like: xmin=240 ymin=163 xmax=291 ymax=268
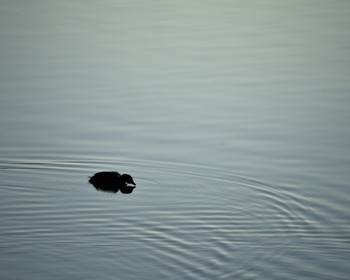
xmin=89 ymin=171 xmax=121 ymax=185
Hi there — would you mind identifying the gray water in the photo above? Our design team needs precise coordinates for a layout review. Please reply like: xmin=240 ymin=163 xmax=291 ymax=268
xmin=1 ymin=1 xmax=350 ymax=279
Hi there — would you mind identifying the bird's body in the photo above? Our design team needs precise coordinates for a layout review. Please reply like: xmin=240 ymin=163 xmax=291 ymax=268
xmin=89 ymin=171 xmax=122 ymax=186
xmin=89 ymin=171 xmax=136 ymax=193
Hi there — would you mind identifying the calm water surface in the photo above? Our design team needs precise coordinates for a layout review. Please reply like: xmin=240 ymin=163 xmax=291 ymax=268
xmin=1 ymin=1 xmax=350 ymax=279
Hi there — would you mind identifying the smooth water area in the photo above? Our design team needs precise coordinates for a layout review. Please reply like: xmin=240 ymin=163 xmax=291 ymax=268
xmin=1 ymin=1 xmax=350 ymax=279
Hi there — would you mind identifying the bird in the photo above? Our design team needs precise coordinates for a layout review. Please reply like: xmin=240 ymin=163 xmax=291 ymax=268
xmin=89 ymin=171 xmax=136 ymax=193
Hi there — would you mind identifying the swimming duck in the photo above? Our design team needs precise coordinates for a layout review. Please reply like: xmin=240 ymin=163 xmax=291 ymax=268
xmin=89 ymin=171 xmax=136 ymax=193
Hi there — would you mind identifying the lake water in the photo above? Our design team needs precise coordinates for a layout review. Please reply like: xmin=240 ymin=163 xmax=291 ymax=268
xmin=1 ymin=1 xmax=350 ymax=279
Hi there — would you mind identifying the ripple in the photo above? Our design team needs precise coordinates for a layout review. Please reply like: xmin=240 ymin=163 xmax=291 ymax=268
xmin=0 ymin=157 xmax=348 ymax=279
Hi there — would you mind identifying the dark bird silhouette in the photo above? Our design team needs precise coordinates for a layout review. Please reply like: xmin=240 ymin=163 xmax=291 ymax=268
xmin=89 ymin=171 xmax=136 ymax=194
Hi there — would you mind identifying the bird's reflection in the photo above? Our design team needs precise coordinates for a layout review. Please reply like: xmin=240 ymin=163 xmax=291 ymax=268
xmin=90 ymin=182 xmax=136 ymax=194
xmin=88 ymin=171 xmax=136 ymax=194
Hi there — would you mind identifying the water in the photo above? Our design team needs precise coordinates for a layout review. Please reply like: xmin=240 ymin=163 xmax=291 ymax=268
xmin=1 ymin=1 xmax=350 ymax=279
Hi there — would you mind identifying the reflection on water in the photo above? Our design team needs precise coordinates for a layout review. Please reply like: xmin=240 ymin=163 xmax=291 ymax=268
xmin=89 ymin=180 xmax=136 ymax=194
xmin=1 ymin=1 xmax=350 ymax=280
xmin=91 ymin=183 xmax=136 ymax=194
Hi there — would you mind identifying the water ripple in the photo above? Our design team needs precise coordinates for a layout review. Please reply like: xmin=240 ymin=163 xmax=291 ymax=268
xmin=0 ymin=157 xmax=348 ymax=279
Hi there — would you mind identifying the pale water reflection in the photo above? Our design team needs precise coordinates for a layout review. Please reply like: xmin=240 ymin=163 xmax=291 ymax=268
xmin=1 ymin=1 xmax=350 ymax=280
